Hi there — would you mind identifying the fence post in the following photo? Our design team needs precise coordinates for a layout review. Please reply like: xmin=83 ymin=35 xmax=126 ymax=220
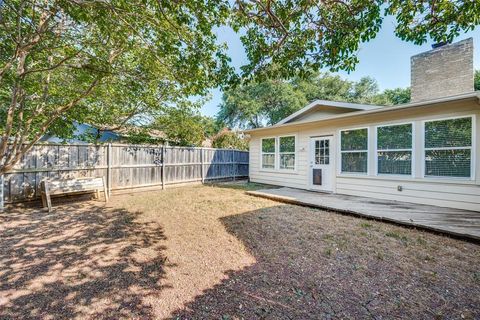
xmin=161 ymin=146 xmax=166 ymax=190
xmin=233 ymin=150 xmax=236 ymax=181
xmin=107 ymin=143 xmax=112 ymax=195
xmin=0 ymin=175 xmax=4 ymax=211
xmin=200 ymin=148 xmax=204 ymax=184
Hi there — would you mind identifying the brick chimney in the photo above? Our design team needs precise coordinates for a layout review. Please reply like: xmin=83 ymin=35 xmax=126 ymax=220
xmin=410 ymin=38 xmax=474 ymax=102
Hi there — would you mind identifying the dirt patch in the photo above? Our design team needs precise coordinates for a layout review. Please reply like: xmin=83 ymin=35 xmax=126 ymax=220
xmin=1 ymin=183 xmax=479 ymax=319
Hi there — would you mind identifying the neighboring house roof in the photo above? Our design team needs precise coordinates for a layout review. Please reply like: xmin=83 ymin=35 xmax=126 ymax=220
xmin=109 ymin=126 xmax=166 ymax=140
xmin=40 ymin=122 xmax=122 ymax=143
xmin=275 ymin=99 xmax=384 ymax=125
xmin=244 ymin=92 xmax=480 ymax=134
xmin=40 ymin=122 xmax=167 ymax=144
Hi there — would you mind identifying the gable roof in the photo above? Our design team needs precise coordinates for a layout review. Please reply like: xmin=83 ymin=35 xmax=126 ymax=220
xmin=244 ymin=92 xmax=480 ymax=134
xmin=275 ymin=99 xmax=385 ymax=125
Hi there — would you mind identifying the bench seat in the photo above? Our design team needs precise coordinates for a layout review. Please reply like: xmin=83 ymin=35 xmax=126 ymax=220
xmin=40 ymin=177 xmax=109 ymax=212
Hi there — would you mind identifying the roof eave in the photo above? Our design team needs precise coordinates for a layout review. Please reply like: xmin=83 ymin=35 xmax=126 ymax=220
xmin=275 ymin=99 xmax=385 ymax=125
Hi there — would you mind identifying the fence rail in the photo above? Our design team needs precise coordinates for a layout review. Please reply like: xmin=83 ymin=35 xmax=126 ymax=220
xmin=2 ymin=143 xmax=249 ymax=204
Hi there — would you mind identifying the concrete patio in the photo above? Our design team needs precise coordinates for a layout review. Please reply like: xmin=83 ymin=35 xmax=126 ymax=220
xmin=247 ymin=187 xmax=480 ymax=241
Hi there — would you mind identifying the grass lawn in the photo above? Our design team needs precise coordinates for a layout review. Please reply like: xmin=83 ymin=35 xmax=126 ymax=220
xmin=0 ymin=182 xmax=479 ymax=319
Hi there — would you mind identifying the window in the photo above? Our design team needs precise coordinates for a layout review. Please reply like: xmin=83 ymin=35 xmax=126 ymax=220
xmin=377 ymin=123 xmax=412 ymax=175
xmin=424 ymin=117 xmax=473 ymax=178
xmin=315 ymin=139 xmax=329 ymax=165
xmin=340 ymin=128 xmax=368 ymax=173
xmin=279 ymin=136 xmax=295 ymax=170
xmin=261 ymin=138 xmax=276 ymax=169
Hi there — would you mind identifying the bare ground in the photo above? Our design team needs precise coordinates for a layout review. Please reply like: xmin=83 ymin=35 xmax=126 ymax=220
xmin=0 ymin=182 xmax=479 ymax=319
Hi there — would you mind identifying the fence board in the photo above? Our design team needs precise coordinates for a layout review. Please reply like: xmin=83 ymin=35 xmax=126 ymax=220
xmin=3 ymin=144 xmax=249 ymax=203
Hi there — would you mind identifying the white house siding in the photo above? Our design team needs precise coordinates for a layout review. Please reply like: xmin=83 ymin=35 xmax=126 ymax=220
xmin=249 ymin=136 xmax=308 ymax=189
xmin=249 ymin=99 xmax=480 ymax=211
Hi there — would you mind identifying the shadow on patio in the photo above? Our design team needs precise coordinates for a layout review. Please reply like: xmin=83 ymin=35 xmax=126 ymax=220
xmin=0 ymin=201 xmax=171 ymax=319
xmin=170 ymin=204 xmax=480 ymax=319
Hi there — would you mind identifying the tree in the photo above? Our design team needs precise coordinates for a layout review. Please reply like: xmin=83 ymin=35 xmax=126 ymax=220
xmin=151 ymin=102 xmax=215 ymax=147
xmin=233 ymin=0 xmax=480 ymax=79
xmin=218 ymin=72 xmax=410 ymax=128
xmin=475 ymin=70 xmax=480 ymax=91
xmin=0 ymin=0 xmax=232 ymax=173
xmin=374 ymin=87 xmax=411 ymax=105
xmin=212 ymin=128 xmax=249 ymax=150
xmin=218 ymin=78 xmax=307 ymax=128
xmin=293 ymin=73 xmax=382 ymax=103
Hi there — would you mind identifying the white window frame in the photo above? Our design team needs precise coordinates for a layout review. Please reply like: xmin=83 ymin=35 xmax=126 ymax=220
xmin=421 ymin=115 xmax=476 ymax=180
xmin=338 ymin=127 xmax=369 ymax=175
xmin=261 ymin=136 xmax=277 ymax=170
xmin=374 ymin=122 xmax=415 ymax=177
xmin=278 ymin=134 xmax=297 ymax=171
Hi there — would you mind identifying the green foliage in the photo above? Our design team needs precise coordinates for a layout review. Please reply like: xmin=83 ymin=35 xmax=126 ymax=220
xmin=211 ymin=129 xmax=249 ymax=150
xmin=475 ymin=70 xmax=480 ymax=91
xmin=233 ymin=0 xmax=480 ymax=79
xmin=0 ymin=0 xmax=233 ymax=172
xmin=218 ymin=72 xmax=410 ymax=128
xmin=373 ymin=87 xmax=411 ymax=105
xmin=151 ymin=103 xmax=211 ymax=147
xmin=294 ymin=73 xmax=384 ymax=104
xmin=217 ymin=78 xmax=307 ymax=128
xmin=387 ymin=0 xmax=480 ymax=45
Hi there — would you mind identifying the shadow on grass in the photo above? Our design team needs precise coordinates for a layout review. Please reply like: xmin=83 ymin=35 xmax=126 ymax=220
xmin=0 ymin=201 xmax=171 ymax=319
xmin=170 ymin=205 xmax=480 ymax=319
xmin=206 ymin=181 xmax=280 ymax=192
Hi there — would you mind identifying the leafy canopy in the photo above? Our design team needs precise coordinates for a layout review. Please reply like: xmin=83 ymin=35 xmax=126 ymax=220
xmin=212 ymin=128 xmax=249 ymax=150
xmin=0 ymin=0 xmax=232 ymax=172
xmin=218 ymin=72 xmax=411 ymax=129
xmin=233 ymin=0 xmax=480 ymax=79
xmin=149 ymin=101 xmax=220 ymax=147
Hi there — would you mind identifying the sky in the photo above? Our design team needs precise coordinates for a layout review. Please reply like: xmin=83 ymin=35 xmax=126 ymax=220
xmin=201 ymin=16 xmax=480 ymax=117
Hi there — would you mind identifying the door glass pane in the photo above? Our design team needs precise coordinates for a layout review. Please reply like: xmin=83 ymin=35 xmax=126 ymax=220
xmin=314 ymin=139 xmax=330 ymax=165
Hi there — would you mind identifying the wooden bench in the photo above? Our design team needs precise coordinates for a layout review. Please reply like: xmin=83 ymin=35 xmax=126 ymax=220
xmin=40 ymin=177 xmax=109 ymax=212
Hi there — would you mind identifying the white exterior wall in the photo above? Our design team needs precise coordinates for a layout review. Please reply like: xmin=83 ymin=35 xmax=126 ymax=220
xmin=249 ymin=100 xmax=480 ymax=211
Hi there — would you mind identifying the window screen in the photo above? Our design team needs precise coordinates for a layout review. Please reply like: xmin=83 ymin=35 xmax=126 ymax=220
xmin=261 ymin=138 xmax=276 ymax=169
xmin=424 ymin=117 xmax=472 ymax=178
xmin=377 ymin=124 xmax=412 ymax=175
xmin=279 ymin=136 xmax=295 ymax=170
xmin=341 ymin=129 xmax=368 ymax=173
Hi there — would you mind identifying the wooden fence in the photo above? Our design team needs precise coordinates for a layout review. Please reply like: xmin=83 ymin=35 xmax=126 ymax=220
xmin=1 ymin=143 xmax=249 ymax=204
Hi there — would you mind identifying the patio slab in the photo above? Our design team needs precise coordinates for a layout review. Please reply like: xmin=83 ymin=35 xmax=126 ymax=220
xmin=247 ymin=187 xmax=480 ymax=241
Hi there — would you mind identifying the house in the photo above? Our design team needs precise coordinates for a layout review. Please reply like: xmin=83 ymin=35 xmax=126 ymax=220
xmin=40 ymin=122 xmax=167 ymax=144
xmin=245 ymin=38 xmax=480 ymax=211
xmin=40 ymin=122 xmax=124 ymax=143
